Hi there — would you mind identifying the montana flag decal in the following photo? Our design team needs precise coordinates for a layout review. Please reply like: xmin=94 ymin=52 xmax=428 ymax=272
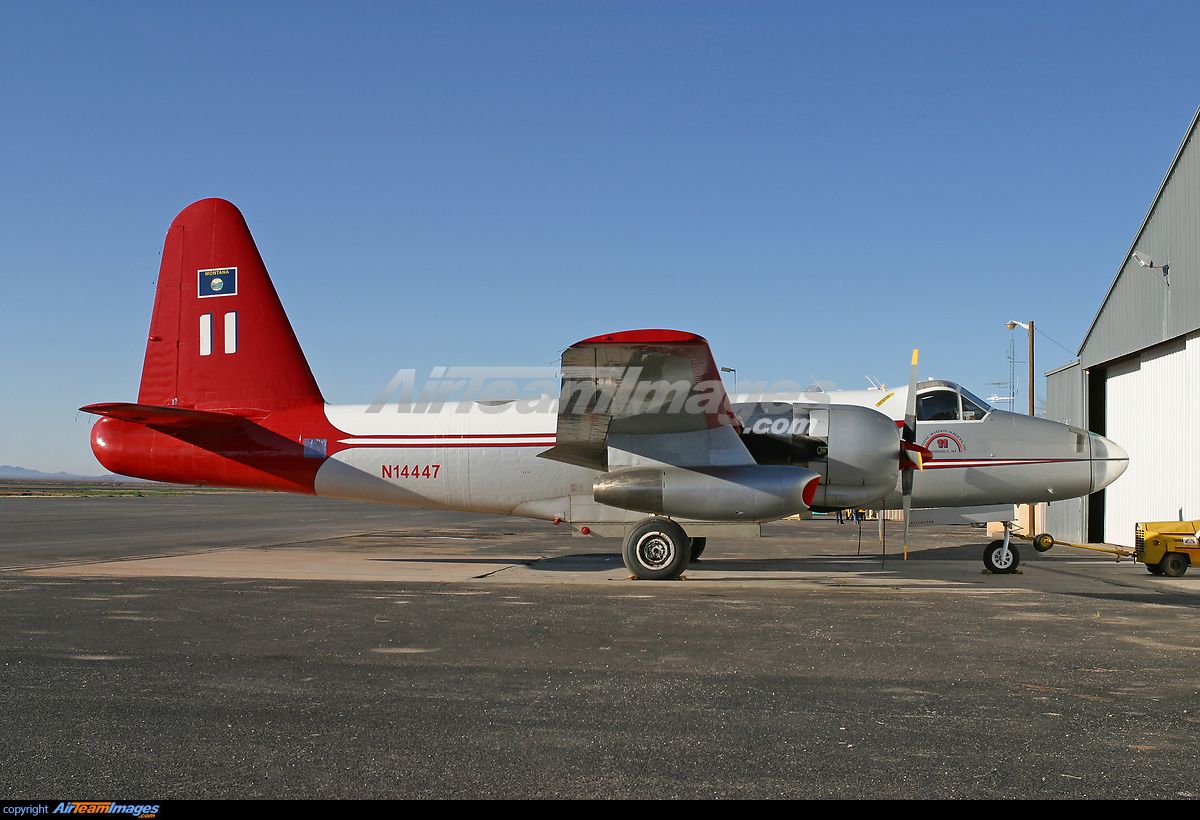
xmin=199 ymin=267 xmax=237 ymax=297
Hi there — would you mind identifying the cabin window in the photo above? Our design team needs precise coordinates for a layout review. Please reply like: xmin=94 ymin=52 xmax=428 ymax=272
xmin=917 ymin=390 xmax=960 ymax=421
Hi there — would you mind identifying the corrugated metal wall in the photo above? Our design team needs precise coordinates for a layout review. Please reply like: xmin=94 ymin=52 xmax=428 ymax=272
xmin=1103 ymin=332 xmax=1200 ymax=547
xmin=1046 ymin=360 xmax=1085 ymax=426
xmin=1082 ymin=107 xmax=1200 ymax=370
xmin=1045 ymin=361 xmax=1086 ymax=543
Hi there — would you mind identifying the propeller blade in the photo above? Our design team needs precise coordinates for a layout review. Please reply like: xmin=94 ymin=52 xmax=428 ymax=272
xmin=902 ymin=349 xmax=918 ymax=445
xmin=902 ymin=349 xmax=918 ymax=559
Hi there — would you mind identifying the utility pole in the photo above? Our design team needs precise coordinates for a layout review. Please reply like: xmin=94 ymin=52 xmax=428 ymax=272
xmin=1027 ymin=320 xmax=1035 ymax=416
xmin=1006 ymin=320 xmax=1038 ymax=536
xmin=1006 ymin=320 xmax=1035 ymax=416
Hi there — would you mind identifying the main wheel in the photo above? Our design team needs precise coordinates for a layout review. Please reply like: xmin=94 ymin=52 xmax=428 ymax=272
xmin=689 ymin=536 xmax=707 ymax=562
xmin=1033 ymin=533 xmax=1055 ymax=552
xmin=623 ymin=519 xmax=690 ymax=580
xmin=983 ymin=540 xmax=1021 ymax=573
xmin=1160 ymin=552 xmax=1189 ymax=578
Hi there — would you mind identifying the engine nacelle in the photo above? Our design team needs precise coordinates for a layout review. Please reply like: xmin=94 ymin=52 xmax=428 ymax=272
xmin=734 ymin=402 xmax=899 ymax=509
xmin=593 ymin=464 xmax=822 ymax=522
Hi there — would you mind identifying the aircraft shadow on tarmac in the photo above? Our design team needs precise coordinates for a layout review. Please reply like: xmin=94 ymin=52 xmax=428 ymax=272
xmin=1060 ymin=589 xmax=1200 ymax=610
xmin=366 ymin=549 xmax=980 ymax=574
xmin=367 ymin=557 xmax=544 ymax=565
xmin=354 ymin=538 xmax=1105 ymax=577
xmin=365 ymin=554 xmax=624 ymax=572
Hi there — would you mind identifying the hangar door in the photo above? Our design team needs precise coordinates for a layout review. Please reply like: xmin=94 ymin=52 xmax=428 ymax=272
xmin=1103 ymin=332 xmax=1200 ymax=547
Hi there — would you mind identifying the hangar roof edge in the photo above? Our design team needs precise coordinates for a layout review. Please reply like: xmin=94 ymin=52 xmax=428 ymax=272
xmin=1078 ymin=103 xmax=1200 ymax=365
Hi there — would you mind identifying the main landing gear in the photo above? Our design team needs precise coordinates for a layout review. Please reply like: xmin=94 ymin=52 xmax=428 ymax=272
xmin=622 ymin=518 xmax=704 ymax=580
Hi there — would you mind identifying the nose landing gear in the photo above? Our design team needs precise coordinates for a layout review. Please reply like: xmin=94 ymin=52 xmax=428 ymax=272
xmin=983 ymin=522 xmax=1021 ymax=574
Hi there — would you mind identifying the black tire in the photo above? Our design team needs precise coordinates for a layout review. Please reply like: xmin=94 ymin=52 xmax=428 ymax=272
xmin=1160 ymin=552 xmax=1189 ymax=578
xmin=983 ymin=540 xmax=1021 ymax=573
xmin=1147 ymin=562 xmax=1165 ymax=575
xmin=623 ymin=519 xmax=690 ymax=580
xmin=689 ymin=536 xmax=707 ymax=562
xmin=1033 ymin=533 xmax=1054 ymax=552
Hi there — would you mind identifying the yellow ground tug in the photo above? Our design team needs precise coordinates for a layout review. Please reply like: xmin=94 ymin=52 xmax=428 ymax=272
xmin=1135 ymin=520 xmax=1200 ymax=577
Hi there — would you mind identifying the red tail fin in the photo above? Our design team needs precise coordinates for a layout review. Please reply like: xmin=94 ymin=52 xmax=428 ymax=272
xmin=137 ymin=198 xmax=323 ymax=411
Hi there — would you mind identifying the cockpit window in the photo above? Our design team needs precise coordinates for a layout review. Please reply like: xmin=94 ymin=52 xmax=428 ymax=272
xmin=960 ymin=388 xmax=992 ymax=417
xmin=960 ymin=394 xmax=989 ymax=421
xmin=914 ymin=384 xmax=992 ymax=422
xmin=916 ymin=390 xmax=960 ymax=421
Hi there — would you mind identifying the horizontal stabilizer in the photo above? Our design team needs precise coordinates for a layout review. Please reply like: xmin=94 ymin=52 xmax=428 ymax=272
xmin=80 ymin=403 xmax=255 ymax=431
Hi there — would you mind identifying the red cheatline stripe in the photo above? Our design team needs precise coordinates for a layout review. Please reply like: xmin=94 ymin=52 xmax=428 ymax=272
xmin=923 ymin=458 xmax=1079 ymax=468
xmin=342 ymin=432 xmax=555 ymax=440
xmin=338 ymin=442 xmax=555 ymax=449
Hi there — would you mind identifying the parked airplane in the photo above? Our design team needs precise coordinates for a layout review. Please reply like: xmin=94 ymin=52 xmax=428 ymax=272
xmin=83 ymin=199 xmax=1129 ymax=580
xmin=734 ymin=380 xmax=1128 ymax=516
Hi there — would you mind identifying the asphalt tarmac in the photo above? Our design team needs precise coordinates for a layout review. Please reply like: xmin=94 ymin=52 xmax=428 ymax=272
xmin=3 ymin=491 xmax=1200 ymax=799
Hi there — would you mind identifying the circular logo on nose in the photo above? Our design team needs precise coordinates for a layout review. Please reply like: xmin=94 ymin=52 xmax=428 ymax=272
xmin=923 ymin=431 xmax=964 ymax=453
xmin=210 ymin=278 xmax=224 ymax=292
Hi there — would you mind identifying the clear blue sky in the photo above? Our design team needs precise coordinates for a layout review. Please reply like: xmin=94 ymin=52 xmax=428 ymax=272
xmin=3 ymin=1 xmax=1198 ymax=474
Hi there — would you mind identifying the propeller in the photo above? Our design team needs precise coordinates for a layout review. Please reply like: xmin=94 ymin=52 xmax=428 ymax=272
xmin=899 ymin=349 xmax=931 ymax=559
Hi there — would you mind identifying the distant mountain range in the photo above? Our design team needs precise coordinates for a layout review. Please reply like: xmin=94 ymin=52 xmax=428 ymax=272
xmin=0 ymin=465 xmax=148 ymax=482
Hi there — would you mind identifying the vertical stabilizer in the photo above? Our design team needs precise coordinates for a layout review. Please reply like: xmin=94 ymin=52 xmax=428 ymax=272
xmin=137 ymin=198 xmax=323 ymax=411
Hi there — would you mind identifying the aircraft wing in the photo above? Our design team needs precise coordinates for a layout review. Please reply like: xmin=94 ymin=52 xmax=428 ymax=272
xmin=538 ymin=330 xmax=752 ymax=471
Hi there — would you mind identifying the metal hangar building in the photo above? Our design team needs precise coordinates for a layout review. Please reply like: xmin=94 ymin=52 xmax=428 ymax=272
xmin=1048 ymin=105 xmax=1200 ymax=548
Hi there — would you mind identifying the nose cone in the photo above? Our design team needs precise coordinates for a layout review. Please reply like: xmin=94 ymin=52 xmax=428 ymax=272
xmin=1091 ymin=433 xmax=1129 ymax=492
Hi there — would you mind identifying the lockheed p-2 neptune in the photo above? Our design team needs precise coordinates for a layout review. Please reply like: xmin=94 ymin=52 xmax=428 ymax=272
xmin=83 ymin=199 xmax=1129 ymax=579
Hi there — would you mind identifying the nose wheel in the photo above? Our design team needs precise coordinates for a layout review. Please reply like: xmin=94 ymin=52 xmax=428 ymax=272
xmin=983 ymin=523 xmax=1021 ymax=573
xmin=984 ymin=539 xmax=1021 ymax=573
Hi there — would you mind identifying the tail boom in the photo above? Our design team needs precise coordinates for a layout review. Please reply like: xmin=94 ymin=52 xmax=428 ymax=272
xmin=89 ymin=407 xmax=335 ymax=493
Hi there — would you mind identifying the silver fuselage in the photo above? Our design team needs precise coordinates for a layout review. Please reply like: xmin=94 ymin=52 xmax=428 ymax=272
xmin=312 ymin=394 xmax=1128 ymax=524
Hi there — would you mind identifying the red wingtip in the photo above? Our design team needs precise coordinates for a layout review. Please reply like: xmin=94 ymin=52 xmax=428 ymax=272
xmin=574 ymin=329 xmax=707 ymax=346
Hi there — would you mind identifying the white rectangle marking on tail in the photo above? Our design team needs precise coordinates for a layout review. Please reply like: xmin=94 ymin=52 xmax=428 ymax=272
xmin=224 ymin=311 xmax=237 ymax=354
xmin=199 ymin=314 xmax=212 ymax=356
